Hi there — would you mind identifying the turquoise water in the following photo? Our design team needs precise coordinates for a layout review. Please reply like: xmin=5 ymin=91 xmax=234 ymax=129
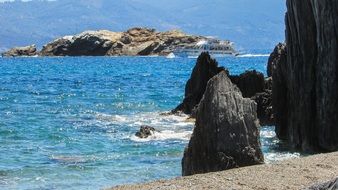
xmin=0 ymin=56 xmax=298 ymax=190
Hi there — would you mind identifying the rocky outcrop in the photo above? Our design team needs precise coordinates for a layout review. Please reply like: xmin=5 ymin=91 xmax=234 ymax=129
xmin=135 ymin=126 xmax=156 ymax=138
xmin=230 ymin=71 xmax=273 ymax=126
xmin=267 ymin=43 xmax=286 ymax=77
xmin=229 ymin=70 xmax=265 ymax=98
xmin=270 ymin=43 xmax=288 ymax=139
xmin=272 ymin=1 xmax=338 ymax=152
xmin=182 ymin=71 xmax=264 ymax=176
xmin=39 ymin=27 xmax=206 ymax=56
xmin=1 ymin=44 xmax=37 ymax=57
xmin=172 ymin=52 xmax=224 ymax=115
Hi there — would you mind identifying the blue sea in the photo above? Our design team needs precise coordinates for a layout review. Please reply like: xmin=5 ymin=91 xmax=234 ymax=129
xmin=0 ymin=55 xmax=300 ymax=190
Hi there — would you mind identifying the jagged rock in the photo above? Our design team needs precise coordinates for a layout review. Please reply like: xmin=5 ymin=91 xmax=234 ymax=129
xmin=305 ymin=177 xmax=338 ymax=190
xmin=182 ymin=71 xmax=264 ymax=176
xmin=267 ymin=43 xmax=286 ymax=77
xmin=2 ymin=44 xmax=37 ymax=57
xmin=273 ymin=1 xmax=338 ymax=151
xmin=251 ymin=90 xmax=273 ymax=126
xmin=172 ymin=52 xmax=225 ymax=115
xmin=39 ymin=27 xmax=207 ymax=56
xmin=229 ymin=71 xmax=272 ymax=126
xmin=229 ymin=70 xmax=265 ymax=98
xmin=270 ymin=44 xmax=288 ymax=140
xmin=135 ymin=126 xmax=156 ymax=139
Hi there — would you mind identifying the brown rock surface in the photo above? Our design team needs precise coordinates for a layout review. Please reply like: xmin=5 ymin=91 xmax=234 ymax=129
xmin=2 ymin=44 xmax=37 ymax=57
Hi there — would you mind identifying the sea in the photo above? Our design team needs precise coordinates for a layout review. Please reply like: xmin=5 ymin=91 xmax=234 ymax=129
xmin=0 ymin=54 xmax=300 ymax=190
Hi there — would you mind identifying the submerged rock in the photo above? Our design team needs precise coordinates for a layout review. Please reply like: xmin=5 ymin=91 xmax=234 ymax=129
xmin=272 ymin=1 xmax=338 ymax=151
xmin=182 ymin=71 xmax=264 ymax=176
xmin=172 ymin=52 xmax=224 ymax=115
xmin=2 ymin=44 xmax=37 ymax=57
xmin=135 ymin=126 xmax=156 ymax=139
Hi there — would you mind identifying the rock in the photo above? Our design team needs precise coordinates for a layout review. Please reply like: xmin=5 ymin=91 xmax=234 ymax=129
xmin=267 ymin=43 xmax=286 ymax=77
xmin=251 ymin=90 xmax=273 ymax=126
xmin=270 ymin=43 xmax=288 ymax=140
xmin=39 ymin=27 xmax=207 ymax=56
xmin=273 ymin=1 xmax=338 ymax=151
xmin=2 ymin=44 xmax=37 ymax=57
xmin=229 ymin=70 xmax=265 ymax=98
xmin=305 ymin=177 xmax=338 ymax=190
xmin=40 ymin=36 xmax=73 ymax=56
xmin=182 ymin=71 xmax=264 ymax=176
xmin=41 ymin=30 xmax=121 ymax=56
xmin=135 ymin=126 xmax=156 ymax=138
xmin=172 ymin=52 xmax=225 ymax=115
xmin=229 ymin=71 xmax=272 ymax=126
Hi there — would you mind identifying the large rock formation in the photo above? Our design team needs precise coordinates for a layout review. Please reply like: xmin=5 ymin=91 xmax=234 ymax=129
xmin=173 ymin=52 xmax=224 ymax=115
xmin=270 ymin=43 xmax=288 ymax=139
xmin=273 ymin=1 xmax=338 ymax=151
xmin=229 ymin=70 xmax=265 ymax=98
xmin=39 ymin=28 xmax=207 ymax=56
xmin=267 ymin=43 xmax=286 ymax=78
xmin=182 ymin=71 xmax=264 ymax=176
xmin=2 ymin=44 xmax=37 ymax=57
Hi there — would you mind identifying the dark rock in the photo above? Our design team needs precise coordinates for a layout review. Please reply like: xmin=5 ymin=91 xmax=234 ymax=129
xmin=135 ymin=126 xmax=156 ymax=139
xmin=182 ymin=71 xmax=264 ymax=176
xmin=305 ymin=177 xmax=338 ymax=190
xmin=267 ymin=43 xmax=286 ymax=77
xmin=40 ymin=37 xmax=73 ymax=56
xmin=172 ymin=52 xmax=225 ymax=114
xmin=251 ymin=90 xmax=273 ymax=126
xmin=229 ymin=70 xmax=265 ymax=98
xmin=2 ymin=44 xmax=37 ymax=57
xmin=229 ymin=71 xmax=272 ymax=126
xmin=270 ymin=43 xmax=288 ymax=140
xmin=273 ymin=1 xmax=338 ymax=151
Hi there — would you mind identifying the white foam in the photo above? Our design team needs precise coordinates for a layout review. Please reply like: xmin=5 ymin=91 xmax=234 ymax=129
xmin=265 ymin=152 xmax=301 ymax=163
xmin=130 ymin=130 xmax=192 ymax=142
xmin=94 ymin=112 xmax=194 ymax=142
xmin=237 ymin=54 xmax=270 ymax=58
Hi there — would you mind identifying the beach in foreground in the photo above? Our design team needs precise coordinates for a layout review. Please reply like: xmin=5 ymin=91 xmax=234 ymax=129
xmin=111 ymin=152 xmax=338 ymax=190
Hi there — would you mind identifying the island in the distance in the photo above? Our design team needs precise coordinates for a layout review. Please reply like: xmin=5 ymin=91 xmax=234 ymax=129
xmin=1 ymin=27 xmax=237 ymax=57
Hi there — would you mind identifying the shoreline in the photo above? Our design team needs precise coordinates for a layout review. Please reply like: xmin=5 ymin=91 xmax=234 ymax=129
xmin=109 ymin=152 xmax=338 ymax=190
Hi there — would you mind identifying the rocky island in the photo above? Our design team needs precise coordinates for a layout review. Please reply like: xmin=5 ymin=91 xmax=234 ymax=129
xmin=1 ymin=27 xmax=235 ymax=57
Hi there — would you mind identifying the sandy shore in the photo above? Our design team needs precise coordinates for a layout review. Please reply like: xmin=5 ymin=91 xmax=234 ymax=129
xmin=109 ymin=152 xmax=338 ymax=190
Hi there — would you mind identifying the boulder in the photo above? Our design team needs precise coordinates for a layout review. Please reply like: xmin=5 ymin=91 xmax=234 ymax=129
xmin=40 ymin=36 xmax=73 ymax=56
xmin=182 ymin=71 xmax=264 ymax=176
xmin=2 ymin=44 xmax=37 ymax=57
xmin=172 ymin=52 xmax=225 ymax=115
xmin=135 ymin=126 xmax=156 ymax=139
xmin=229 ymin=71 xmax=273 ymax=126
xmin=229 ymin=70 xmax=265 ymax=98
xmin=273 ymin=1 xmax=338 ymax=151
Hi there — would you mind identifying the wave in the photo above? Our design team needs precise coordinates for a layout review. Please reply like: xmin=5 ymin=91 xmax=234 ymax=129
xmin=130 ymin=130 xmax=192 ymax=142
xmin=94 ymin=112 xmax=194 ymax=142
xmin=237 ymin=54 xmax=270 ymax=58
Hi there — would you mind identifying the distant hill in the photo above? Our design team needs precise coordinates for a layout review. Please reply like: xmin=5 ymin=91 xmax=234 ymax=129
xmin=0 ymin=0 xmax=286 ymax=51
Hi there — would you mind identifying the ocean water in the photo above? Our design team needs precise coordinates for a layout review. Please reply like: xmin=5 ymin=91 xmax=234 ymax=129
xmin=0 ymin=55 xmax=299 ymax=190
